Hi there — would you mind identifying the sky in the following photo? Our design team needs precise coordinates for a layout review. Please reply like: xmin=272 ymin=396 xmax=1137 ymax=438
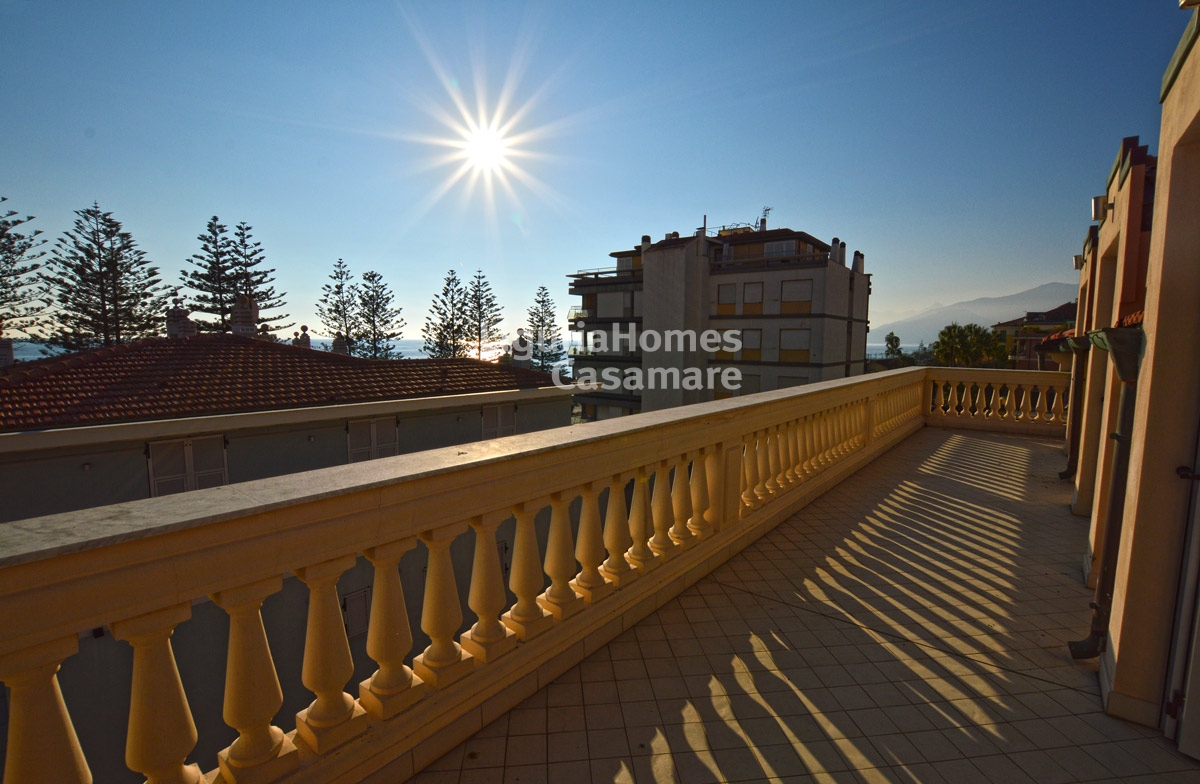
xmin=0 ymin=1 xmax=1189 ymax=342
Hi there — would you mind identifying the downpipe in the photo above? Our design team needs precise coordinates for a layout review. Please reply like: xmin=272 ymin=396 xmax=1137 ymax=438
xmin=1059 ymin=338 xmax=1091 ymax=480
xmin=1070 ymin=327 xmax=1144 ymax=660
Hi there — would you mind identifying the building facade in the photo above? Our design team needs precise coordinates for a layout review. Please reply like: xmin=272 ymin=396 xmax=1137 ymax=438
xmin=0 ymin=333 xmax=572 ymax=523
xmin=568 ymin=220 xmax=870 ymax=420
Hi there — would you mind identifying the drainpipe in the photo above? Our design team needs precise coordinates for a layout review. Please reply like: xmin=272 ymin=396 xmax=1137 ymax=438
xmin=1059 ymin=337 xmax=1092 ymax=480
xmin=1069 ymin=326 xmax=1144 ymax=660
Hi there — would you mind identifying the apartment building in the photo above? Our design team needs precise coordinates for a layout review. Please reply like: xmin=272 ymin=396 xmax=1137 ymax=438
xmin=567 ymin=218 xmax=870 ymax=420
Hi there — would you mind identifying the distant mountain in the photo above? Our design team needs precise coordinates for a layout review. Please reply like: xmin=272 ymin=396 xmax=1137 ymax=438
xmin=872 ymin=282 xmax=1078 ymax=346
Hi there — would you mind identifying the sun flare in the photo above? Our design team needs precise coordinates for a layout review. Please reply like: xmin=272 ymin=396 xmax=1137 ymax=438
xmin=400 ymin=13 xmax=573 ymax=233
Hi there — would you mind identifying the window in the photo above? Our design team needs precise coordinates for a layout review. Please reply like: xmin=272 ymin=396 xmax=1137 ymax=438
xmin=743 ymin=282 xmax=763 ymax=315
xmin=781 ymin=279 xmax=813 ymax=314
xmin=148 ymin=435 xmax=227 ymax=497
xmin=348 ymin=417 xmax=398 ymax=463
xmin=483 ymin=405 xmax=516 ymax=439
xmin=764 ymin=240 xmax=796 ymax=258
xmin=741 ymin=328 xmax=762 ymax=361
xmin=780 ymin=329 xmax=811 ymax=363
xmin=716 ymin=283 xmax=736 ymax=315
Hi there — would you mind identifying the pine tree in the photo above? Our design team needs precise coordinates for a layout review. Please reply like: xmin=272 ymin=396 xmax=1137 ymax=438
xmin=315 ymin=258 xmax=361 ymax=350
xmin=422 ymin=270 xmax=468 ymax=358
xmin=180 ymin=216 xmax=237 ymax=332
xmin=464 ymin=269 xmax=504 ymax=360
xmin=526 ymin=286 xmax=565 ymax=372
xmin=230 ymin=222 xmax=292 ymax=333
xmin=0 ymin=197 xmax=50 ymax=339
xmin=354 ymin=270 xmax=405 ymax=359
xmin=42 ymin=203 xmax=171 ymax=351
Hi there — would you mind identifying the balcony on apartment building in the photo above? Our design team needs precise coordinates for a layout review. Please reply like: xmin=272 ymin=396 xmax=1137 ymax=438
xmin=2 ymin=367 xmax=1196 ymax=784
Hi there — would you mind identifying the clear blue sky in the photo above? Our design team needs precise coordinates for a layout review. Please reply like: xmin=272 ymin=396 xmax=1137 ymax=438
xmin=0 ymin=1 xmax=1188 ymax=340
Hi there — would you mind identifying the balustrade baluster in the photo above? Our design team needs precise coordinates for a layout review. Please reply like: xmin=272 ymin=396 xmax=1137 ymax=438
xmin=572 ymin=484 xmax=613 ymax=601
xmin=689 ymin=448 xmax=713 ymax=539
xmin=112 ymin=604 xmax=200 ymax=784
xmin=360 ymin=538 xmax=428 ymax=719
xmin=670 ymin=456 xmax=695 ymax=548
xmin=539 ymin=494 xmax=586 ymax=618
xmin=704 ymin=448 xmax=724 ymax=531
xmin=460 ymin=517 xmax=518 ymax=663
xmin=768 ymin=426 xmax=784 ymax=491
xmin=503 ymin=504 xmax=556 ymax=638
xmin=741 ymin=437 xmax=760 ymax=510
xmin=755 ymin=430 xmax=772 ymax=500
xmin=625 ymin=469 xmax=658 ymax=571
xmin=0 ymin=637 xmax=92 ymax=784
xmin=783 ymin=421 xmax=799 ymax=484
xmin=212 ymin=578 xmax=299 ymax=783
xmin=935 ymin=380 xmax=947 ymax=416
xmin=1052 ymin=385 xmax=1065 ymax=422
xmin=600 ymin=476 xmax=638 ymax=585
xmin=295 ymin=556 xmax=368 ymax=754
xmin=649 ymin=464 xmax=679 ymax=559
xmin=413 ymin=526 xmax=475 ymax=688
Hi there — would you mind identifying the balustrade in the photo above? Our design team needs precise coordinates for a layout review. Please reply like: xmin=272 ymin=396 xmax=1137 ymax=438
xmin=0 ymin=366 xmax=1057 ymax=784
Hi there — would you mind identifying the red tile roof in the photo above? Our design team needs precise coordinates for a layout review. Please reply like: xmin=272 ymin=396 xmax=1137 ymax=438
xmin=0 ymin=334 xmax=556 ymax=433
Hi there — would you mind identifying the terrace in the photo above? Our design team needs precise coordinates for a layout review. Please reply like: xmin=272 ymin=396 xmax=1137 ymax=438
xmin=1 ymin=367 xmax=1193 ymax=783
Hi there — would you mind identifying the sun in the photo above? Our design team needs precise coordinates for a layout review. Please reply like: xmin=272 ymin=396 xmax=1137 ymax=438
xmin=398 ymin=12 xmax=572 ymax=233
xmin=462 ymin=125 xmax=511 ymax=175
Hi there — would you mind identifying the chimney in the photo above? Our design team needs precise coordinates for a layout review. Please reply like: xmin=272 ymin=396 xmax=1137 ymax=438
xmin=852 ymin=251 xmax=865 ymax=274
xmin=830 ymin=238 xmax=840 ymax=264
xmin=231 ymin=295 xmax=259 ymax=337
xmin=759 ymin=215 xmax=767 ymax=231
xmin=641 ymin=234 xmax=652 ymax=251
xmin=0 ymin=337 xmax=13 ymax=368
xmin=841 ymin=242 xmax=847 ymax=266
xmin=166 ymin=298 xmax=198 ymax=338
xmin=331 ymin=332 xmax=350 ymax=355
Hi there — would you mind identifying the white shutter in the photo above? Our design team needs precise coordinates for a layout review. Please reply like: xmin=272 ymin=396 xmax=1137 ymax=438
xmin=348 ymin=420 xmax=373 ymax=463
xmin=190 ymin=436 xmax=227 ymax=490
xmin=149 ymin=440 xmax=188 ymax=497
xmin=373 ymin=417 xmax=398 ymax=458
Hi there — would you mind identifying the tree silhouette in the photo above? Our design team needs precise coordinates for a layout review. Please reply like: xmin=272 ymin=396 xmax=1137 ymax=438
xmin=315 ymin=258 xmax=361 ymax=350
xmin=231 ymin=222 xmax=291 ymax=333
xmin=0 ymin=197 xmax=50 ymax=339
xmin=465 ymin=269 xmax=504 ymax=360
xmin=180 ymin=216 xmax=237 ymax=331
xmin=43 ymin=203 xmax=171 ymax=350
xmin=422 ymin=270 xmax=469 ymax=358
xmin=526 ymin=286 xmax=564 ymax=372
xmin=354 ymin=270 xmax=405 ymax=359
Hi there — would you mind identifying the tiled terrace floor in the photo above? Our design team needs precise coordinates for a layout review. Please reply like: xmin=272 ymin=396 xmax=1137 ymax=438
xmin=412 ymin=429 xmax=1200 ymax=784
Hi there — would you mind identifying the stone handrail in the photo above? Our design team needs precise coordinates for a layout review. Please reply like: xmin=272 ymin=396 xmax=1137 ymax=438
xmin=0 ymin=367 xmax=1062 ymax=783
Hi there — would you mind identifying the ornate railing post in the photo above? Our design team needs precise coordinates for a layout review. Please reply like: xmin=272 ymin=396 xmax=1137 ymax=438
xmin=360 ymin=538 xmax=428 ymax=719
xmin=211 ymin=578 xmax=299 ymax=783
xmin=295 ymin=556 xmax=368 ymax=754
xmin=503 ymin=504 xmax=555 ymax=639
xmin=649 ymin=463 xmax=679 ymax=559
xmin=600 ymin=476 xmax=638 ymax=585
xmin=571 ymin=483 xmax=613 ymax=601
xmin=670 ymin=456 xmax=695 ymax=548
xmin=111 ymin=604 xmax=201 ymax=784
xmin=539 ymin=494 xmax=586 ymax=619
xmin=461 ymin=515 xmax=518 ymax=662
xmin=0 ymin=637 xmax=92 ymax=784
xmin=413 ymin=525 xmax=475 ymax=688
